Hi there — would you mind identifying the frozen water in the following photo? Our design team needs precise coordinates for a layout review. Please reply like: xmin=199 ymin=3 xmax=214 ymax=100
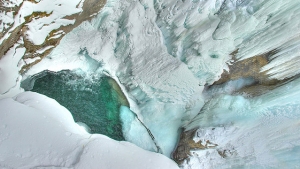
xmin=120 ymin=106 xmax=158 ymax=152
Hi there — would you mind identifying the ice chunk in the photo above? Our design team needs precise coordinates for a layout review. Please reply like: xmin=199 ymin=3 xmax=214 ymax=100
xmin=120 ymin=106 xmax=157 ymax=152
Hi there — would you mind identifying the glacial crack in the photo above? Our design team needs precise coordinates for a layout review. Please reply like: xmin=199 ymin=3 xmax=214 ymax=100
xmin=135 ymin=114 xmax=163 ymax=154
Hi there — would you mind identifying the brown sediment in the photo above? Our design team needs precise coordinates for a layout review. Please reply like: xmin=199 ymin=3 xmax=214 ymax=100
xmin=172 ymin=129 xmax=218 ymax=165
xmin=0 ymin=25 xmax=24 ymax=58
xmin=215 ymin=52 xmax=270 ymax=85
xmin=26 ymin=0 xmax=39 ymax=4
xmin=0 ymin=1 xmax=22 ymax=40
xmin=107 ymin=78 xmax=130 ymax=107
xmin=0 ymin=0 xmax=107 ymax=74
xmin=24 ymin=11 xmax=53 ymax=23
xmin=173 ymin=50 xmax=293 ymax=164
xmin=214 ymin=50 xmax=290 ymax=96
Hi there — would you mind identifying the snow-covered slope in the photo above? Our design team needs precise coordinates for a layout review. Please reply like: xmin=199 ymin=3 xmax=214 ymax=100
xmin=0 ymin=91 xmax=179 ymax=169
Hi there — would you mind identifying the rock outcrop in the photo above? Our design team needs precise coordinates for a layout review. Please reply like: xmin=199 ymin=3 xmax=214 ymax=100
xmin=0 ymin=0 xmax=106 ymax=74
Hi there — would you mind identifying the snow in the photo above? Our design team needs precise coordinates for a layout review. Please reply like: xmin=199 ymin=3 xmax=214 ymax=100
xmin=36 ymin=46 xmax=54 ymax=54
xmin=154 ymin=0 xmax=300 ymax=80
xmin=202 ymin=77 xmax=256 ymax=100
xmin=1 ymin=0 xmax=23 ymax=8
xmin=23 ymin=57 xmax=41 ymax=65
xmin=0 ymin=38 xmax=25 ymax=99
xmin=183 ymin=77 xmax=300 ymax=168
xmin=0 ymin=11 xmax=14 ymax=32
xmin=0 ymin=91 xmax=179 ymax=169
xmin=24 ymin=0 xmax=205 ymax=157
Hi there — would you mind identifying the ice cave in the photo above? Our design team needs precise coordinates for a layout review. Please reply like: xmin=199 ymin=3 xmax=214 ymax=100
xmin=1 ymin=0 xmax=300 ymax=168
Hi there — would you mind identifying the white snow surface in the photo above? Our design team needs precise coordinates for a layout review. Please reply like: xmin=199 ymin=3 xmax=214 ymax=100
xmin=0 ymin=91 xmax=179 ymax=169
xmin=0 ymin=38 xmax=25 ymax=99
xmin=1 ymin=0 xmax=22 ymax=8
xmin=183 ymin=77 xmax=300 ymax=169
xmin=0 ymin=11 xmax=14 ymax=32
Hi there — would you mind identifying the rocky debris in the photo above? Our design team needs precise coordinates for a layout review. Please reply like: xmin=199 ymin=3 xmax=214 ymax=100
xmin=107 ymin=77 xmax=130 ymax=107
xmin=216 ymin=51 xmax=273 ymax=85
xmin=173 ymin=50 xmax=294 ymax=164
xmin=172 ymin=129 xmax=218 ymax=164
xmin=214 ymin=50 xmax=290 ymax=97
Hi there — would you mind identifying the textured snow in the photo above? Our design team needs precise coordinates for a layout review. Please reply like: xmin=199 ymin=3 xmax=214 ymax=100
xmin=0 ymin=11 xmax=14 ymax=32
xmin=1 ymin=0 xmax=23 ymax=8
xmin=154 ymin=0 xmax=300 ymax=80
xmin=0 ymin=91 xmax=179 ymax=169
xmin=183 ymin=77 xmax=300 ymax=168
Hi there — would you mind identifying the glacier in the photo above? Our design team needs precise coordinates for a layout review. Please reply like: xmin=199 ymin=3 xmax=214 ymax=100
xmin=1 ymin=0 xmax=300 ymax=168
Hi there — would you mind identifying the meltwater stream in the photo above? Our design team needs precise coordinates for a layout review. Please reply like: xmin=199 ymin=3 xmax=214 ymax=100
xmin=22 ymin=70 xmax=129 ymax=141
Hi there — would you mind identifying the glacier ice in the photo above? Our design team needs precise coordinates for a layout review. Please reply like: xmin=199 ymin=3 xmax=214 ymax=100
xmin=120 ymin=105 xmax=158 ymax=152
